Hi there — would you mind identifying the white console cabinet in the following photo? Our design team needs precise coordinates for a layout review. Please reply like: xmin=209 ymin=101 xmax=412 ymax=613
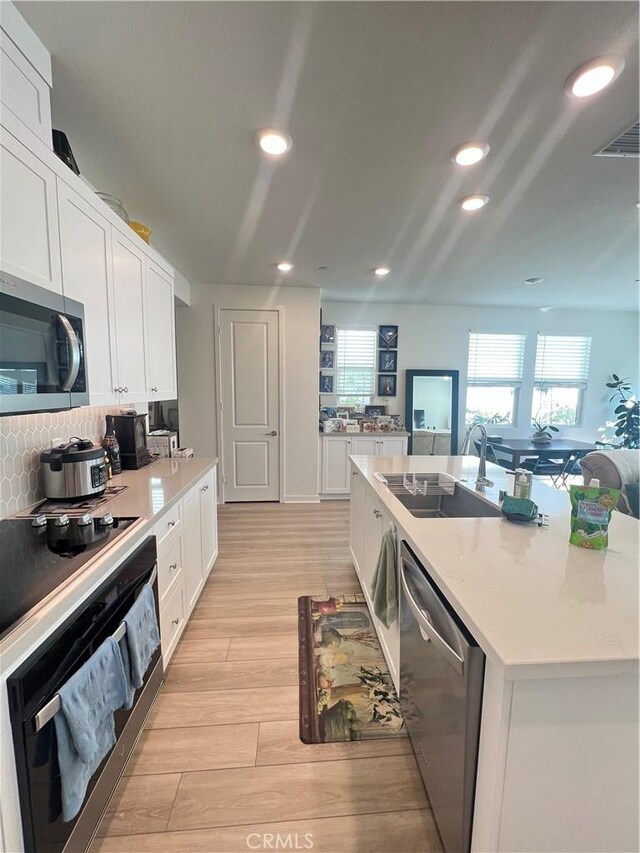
xmin=319 ymin=434 xmax=408 ymax=497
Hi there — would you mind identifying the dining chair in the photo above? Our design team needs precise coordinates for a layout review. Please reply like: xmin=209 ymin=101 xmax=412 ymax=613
xmin=522 ymin=451 xmax=587 ymax=489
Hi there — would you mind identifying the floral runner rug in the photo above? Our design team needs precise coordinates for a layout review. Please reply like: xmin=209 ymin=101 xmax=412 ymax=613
xmin=298 ymin=594 xmax=406 ymax=744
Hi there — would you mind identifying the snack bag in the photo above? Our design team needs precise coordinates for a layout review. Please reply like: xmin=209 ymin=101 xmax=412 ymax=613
xmin=569 ymin=481 xmax=620 ymax=550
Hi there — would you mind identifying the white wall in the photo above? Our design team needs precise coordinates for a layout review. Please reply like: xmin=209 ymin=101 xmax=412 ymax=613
xmin=321 ymin=301 xmax=640 ymax=447
xmin=176 ymin=283 xmax=320 ymax=502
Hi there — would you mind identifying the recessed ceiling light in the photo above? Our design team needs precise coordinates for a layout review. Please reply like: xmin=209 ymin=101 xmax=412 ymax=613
xmin=374 ymin=267 xmax=391 ymax=276
xmin=564 ymin=56 xmax=624 ymax=98
xmin=636 ymin=201 xmax=640 ymax=209
xmin=451 ymin=141 xmax=490 ymax=166
xmin=524 ymin=277 xmax=544 ymax=285
xmin=276 ymin=261 xmax=293 ymax=272
xmin=540 ymin=306 xmax=554 ymax=312
xmin=257 ymin=129 xmax=292 ymax=156
xmin=459 ymin=194 xmax=490 ymax=211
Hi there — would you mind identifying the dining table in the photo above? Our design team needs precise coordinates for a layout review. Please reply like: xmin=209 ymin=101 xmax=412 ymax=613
xmin=479 ymin=438 xmax=600 ymax=469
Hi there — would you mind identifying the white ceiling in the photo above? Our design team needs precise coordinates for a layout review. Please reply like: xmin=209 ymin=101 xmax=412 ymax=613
xmin=17 ymin=1 xmax=640 ymax=309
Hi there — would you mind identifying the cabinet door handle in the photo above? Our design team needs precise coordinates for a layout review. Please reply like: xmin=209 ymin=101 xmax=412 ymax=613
xmin=114 ymin=387 xmax=123 ymax=393
xmin=123 ymin=386 xmax=128 ymax=393
xmin=168 ymin=520 xmax=176 ymax=527
xmin=151 ymin=386 xmax=158 ymax=392
xmin=201 ymin=484 xmax=209 ymax=491
xmin=373 ymin=508 xmax=381 ymax=518
xmin=169 ymin=562 xmax=177 ymax=571
xmin=171 ymin=617 xmax=180 ymax=626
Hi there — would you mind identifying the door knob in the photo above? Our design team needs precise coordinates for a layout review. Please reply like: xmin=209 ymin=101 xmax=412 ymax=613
xmin=151 ymin=386 xmax=158 ymax=392
xmin=123 ymin=386 xmax=128 ymax=393
xmin=265 ymin=431 xmax=278 ymax=436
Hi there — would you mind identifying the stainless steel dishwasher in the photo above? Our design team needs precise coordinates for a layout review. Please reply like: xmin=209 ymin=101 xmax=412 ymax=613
xmin=399 ymin=541 xmax=485 ymax=853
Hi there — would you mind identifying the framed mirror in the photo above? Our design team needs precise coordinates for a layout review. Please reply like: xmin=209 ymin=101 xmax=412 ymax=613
xmin=405 ymin=370 xmax=459 ymax=455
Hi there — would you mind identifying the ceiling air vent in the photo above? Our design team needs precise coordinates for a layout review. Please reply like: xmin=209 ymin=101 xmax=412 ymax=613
xmin=594 ymin=121 xmax=639 ymax=158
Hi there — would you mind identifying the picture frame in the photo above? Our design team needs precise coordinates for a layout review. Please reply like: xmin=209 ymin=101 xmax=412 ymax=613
xmin=365 ymin=405 xmax=386 ymax=417
xmin=378 ymin=325 xmax=398 ymax=349
xmin=320 ymin=324 xmax=336 ymax=345
xmin=320 ymin=350 xmax=335 ymax=369
xmin=378 ymin=350 xmax=397 ymax=373
xmin=377 ymin=374 xmax=397 ymax=397
xmin=319 ymin=373 xmax=334 ymax=394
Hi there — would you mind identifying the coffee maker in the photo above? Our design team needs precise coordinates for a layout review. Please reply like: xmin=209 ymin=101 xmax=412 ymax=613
xmin=112 ymin=414 xmax=151 ymax=469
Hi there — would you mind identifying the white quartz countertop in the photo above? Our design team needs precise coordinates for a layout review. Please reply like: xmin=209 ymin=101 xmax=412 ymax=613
xmin=351 ymin=455 xmax=639 ymax=678
xmin=1 ymin=457 xmax=218 ymax=670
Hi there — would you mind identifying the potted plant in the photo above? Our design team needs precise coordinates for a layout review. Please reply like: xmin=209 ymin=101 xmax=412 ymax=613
xmin=605 ymin=375 xmax=639 ymax=449
xmin=531 ymin=418 xmax=559 ymax=443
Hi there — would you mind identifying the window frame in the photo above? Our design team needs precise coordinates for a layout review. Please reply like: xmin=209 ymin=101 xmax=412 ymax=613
xmin=334 ymin=325 xmax=377 ymax=408
xmin=465 ymin=332 xmax=527 ymax=426
xmin=533 ymin=335 xmax=592 ymax=427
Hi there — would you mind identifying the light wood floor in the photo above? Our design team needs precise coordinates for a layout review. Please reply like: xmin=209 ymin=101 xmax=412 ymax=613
xmin=91 ymin=501 xmax=442 ymax=853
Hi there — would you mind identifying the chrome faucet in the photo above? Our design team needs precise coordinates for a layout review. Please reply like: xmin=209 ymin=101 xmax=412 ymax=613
xmin=461 ymin=424 xmax=494 ymax=491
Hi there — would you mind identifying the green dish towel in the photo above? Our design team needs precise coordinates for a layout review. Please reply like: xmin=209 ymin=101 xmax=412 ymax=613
xmin=370 ymin=529 xmax=397 ymax=629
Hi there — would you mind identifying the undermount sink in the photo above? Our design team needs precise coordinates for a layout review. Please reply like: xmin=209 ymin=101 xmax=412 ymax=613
xmin=377 ymin=473 xmax=501 ymax=519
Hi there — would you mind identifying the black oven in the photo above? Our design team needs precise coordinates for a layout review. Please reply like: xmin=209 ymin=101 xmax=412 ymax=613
xmin=0 ymin=273 xmax=89 ymax=415
xmin=7 ymin=536 xmax=163 ymax=853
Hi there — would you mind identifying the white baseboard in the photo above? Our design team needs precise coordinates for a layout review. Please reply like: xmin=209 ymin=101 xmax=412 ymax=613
xmin=319 ymin=494 xmax=350 ymax=500
xmin=283 ymin=495 xmax=321 ymax=503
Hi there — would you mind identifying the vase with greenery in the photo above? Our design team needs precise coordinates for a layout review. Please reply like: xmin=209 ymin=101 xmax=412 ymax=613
xmin=531 ymin=418 xmax=559 ymax=443
xmin=605 ymin=375 xmax=639 ymax=449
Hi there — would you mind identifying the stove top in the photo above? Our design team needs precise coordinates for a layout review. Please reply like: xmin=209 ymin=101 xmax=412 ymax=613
xmin=0 ymin=514 xmax=139 ymax=640
xmin=14 ymin=485 xmax=129 ymax=519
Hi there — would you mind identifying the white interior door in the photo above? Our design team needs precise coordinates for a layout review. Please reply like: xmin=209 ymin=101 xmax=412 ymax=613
xmin=219 ymin=309 xmax=280 ymax=502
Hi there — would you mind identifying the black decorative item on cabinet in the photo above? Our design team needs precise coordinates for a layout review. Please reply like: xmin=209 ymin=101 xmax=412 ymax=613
xmin=112 ymin=414 xmax=151 ymax=469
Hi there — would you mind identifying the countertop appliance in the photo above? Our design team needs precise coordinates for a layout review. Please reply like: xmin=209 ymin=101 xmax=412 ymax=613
xmin=40 ymin=439 xmax=107 ymax=500
xmin=0 ymin=273 xmax=89 ymax=415
xmin=112 ymin=413 xmax=151 ymax=469
xmin=399 ymin=542 xmax=485 ymax=853
xmin=7 ymin=535 xmax=161 ymax=853
xmin=0 ymin=514 xmax=139 ymax=639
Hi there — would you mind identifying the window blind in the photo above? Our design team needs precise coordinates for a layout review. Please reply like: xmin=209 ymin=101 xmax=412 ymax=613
xmin=467 ymin=333 xmax=526 ymax=386
xmin=534 ymin=335 xmax=592 ymax=388
xmin=336 ymin=328 xmax=377 ymax=396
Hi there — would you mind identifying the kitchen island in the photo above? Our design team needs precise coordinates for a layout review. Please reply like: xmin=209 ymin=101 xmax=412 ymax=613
xmin=350 ymin=454 xmax=639 ymax=853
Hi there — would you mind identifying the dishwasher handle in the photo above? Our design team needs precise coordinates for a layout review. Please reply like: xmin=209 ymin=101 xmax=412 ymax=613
xmin=400 ymin=562 xmax=465 ymax=676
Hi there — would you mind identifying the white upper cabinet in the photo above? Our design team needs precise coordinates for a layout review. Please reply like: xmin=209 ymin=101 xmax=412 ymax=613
xmin=111 ymin=231 xmax=148 ymax=404
xmin=57 ymin=179 xmax=118 ymax=407
xmin=145 ymin=260 xmax=176 ymax=400
xmin=0 ymin=33 xmax=52 ymax=146
xmin=0 ymin=127 xmax=61 ymax=292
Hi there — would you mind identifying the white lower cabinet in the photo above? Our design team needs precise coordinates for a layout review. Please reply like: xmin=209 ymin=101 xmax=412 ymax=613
xmin=349 ymin=469 xmax=367 ymax=573
xmin=319 ymin=434 xmax=408 ymax=496
xmin=182 ymin=485 xmax=204 ymax=612
xmin=321 ymin=436 xmax=353 ymax=494
xmin=157 ymin=464 xmax=218 ymax=666
xmin=159 ymin=571 xmax=187 ymax=664
xmin=350 ymin=477 xmax=400 ymax=689
xmin=199 ymin=468 xmax=218 ymax=576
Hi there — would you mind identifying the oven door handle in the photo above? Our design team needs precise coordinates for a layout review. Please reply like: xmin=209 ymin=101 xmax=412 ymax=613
xmin=58 ymin=314 xmax=81 ymax=391
xmin=33 ymin=564 xmax=158 ymax=732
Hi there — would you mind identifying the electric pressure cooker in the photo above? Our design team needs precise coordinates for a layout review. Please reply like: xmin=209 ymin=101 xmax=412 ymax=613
xmin=40 ymin=439 xmax=107 ymax=500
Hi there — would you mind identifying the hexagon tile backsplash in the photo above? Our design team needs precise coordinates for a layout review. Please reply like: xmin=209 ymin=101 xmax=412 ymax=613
xmin=0 ymin=406 xmax=120 ymax=517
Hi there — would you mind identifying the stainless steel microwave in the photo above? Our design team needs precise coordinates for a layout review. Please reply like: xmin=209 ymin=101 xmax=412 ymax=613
xmin=0 ymin=273 xmax=89 ymax=415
